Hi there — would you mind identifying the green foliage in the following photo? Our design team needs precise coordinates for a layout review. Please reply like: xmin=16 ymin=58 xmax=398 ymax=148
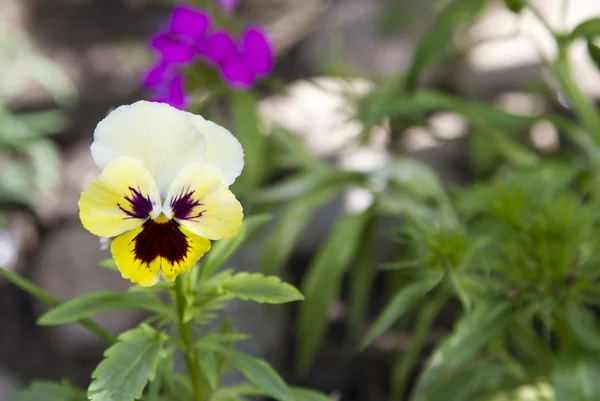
xmin=360 ymin=274 xmax=442 ymax=349
xmin=88 ymin=325 xmax=167 ymax=401
xmin=11 ymin=381 xmax=85 ymax=401
xmin=552 ymin=352 xmax=600 ymax=401
xmin=219 ymin=272 xmax=304 ymax=303
xmin=38 ymin=292 xmax=173 ymax=325
xmin=202 ymin=214 xmax=272 ymax=278
xmin=297 ymin=210 xmax=372 ymax=372
xmin=213 ymin=347 xmax=291 ymax=401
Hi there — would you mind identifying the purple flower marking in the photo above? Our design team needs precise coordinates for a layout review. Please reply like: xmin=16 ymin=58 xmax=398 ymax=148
xmin=150 ymin=4 xmax=211 ymax=64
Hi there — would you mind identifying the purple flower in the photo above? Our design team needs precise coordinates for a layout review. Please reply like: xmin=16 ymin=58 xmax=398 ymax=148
xmin=204 ymin=26 xmax=274 ymax=89
xmin=215 ymin=0 xmax=240 ymax=13
xmin=141 ymin=63 xmax=188 ymax=109
xmin=150 ymin=4 xmax=211 ymax=64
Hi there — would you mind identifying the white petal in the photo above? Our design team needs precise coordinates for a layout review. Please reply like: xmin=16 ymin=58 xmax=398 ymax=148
xmin=91 ymin=101 xmax=206 ymax=196
xmin=188 ymin=114 xmax=244 ymax=186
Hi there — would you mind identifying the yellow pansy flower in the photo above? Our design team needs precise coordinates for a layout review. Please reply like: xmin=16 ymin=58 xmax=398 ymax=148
xmin=78 ymin=101 xmax=244 ymax=286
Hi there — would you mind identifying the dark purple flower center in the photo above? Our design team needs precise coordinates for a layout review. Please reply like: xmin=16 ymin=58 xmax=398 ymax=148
xmin=118 ymin=187 xmax=154 ymax=219
xmin=170 ymin=188 xmax=204 ymax=220
xmin=133 ymin=217 xmax=190 ymax=265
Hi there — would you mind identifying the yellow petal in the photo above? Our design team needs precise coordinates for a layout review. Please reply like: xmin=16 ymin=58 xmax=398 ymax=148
xmin=79 ymin=157 xmax=161 ymax=238
xmin=91 ymin=101 xmax=206 ymax=196
xmin=189 ymin=114 xmax=244 ymax=186
xmin=110 ymin=217 xmax=211 ymax=286
xmin=163 ymin=162 xmax=243 ymax=240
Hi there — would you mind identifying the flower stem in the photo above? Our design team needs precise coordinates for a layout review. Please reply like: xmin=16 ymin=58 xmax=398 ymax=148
xmin=174 ymin=275 xmax=203 ymax=401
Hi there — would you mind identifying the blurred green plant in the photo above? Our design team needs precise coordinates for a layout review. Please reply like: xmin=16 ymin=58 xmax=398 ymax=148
xmin=0 ymin=23 xmax=76 ymax=223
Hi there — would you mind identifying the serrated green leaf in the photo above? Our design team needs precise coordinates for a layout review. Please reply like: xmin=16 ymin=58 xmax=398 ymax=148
xmin=570 ymin=18 xmax=600 ymax=41
xmin=291 ymin=388 xmax=334 ymax=401
xmin=587 ymin=41 xmax=600 ymax=71
xmin=88 ymin=325 xmax=167 ymax=401
xmin=360 ymin=274 xmax=442 ymax=350
xmin=11 ymin=381 xmax=85 ymax=401
xmin=214 ymin=347 xmax=291 ymax=401
xmin=261 ymin=186 xmax=341 ymax=275
xmin=38 ymin=291 xmax=173 ymax=325
xmin=203 ymin=214 xmax=272 ymax=279
xmin=552 ymin=352 xmax=600 ymax=401
xmin=413 ymin=301 xmax=511 ymax=395
xmin=220 ymin=272 xmax=304 ymax=304
xmin=297 ymin=211 xmax=371 ymax=372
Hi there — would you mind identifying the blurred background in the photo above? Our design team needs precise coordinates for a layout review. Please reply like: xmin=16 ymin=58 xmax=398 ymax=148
xmin=1 ymin=0 xmax=600 ymax=400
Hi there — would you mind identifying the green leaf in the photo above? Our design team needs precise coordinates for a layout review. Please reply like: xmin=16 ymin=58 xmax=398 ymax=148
xmin=559 ymin=301 xmax=600 ymax=353
xmin=38 ymin=291 xmax=173 ymax=325
xmin=214 ymin=347 xmax=291 ymax=401
xmin=411 ymin=360 xmax=518 ymax=401
xmin=405 ymin=0 xmax=489 ymax=90
xmin=291 ymin=388 xmax=334 ymax=401
xmin=504 ymin=0 xmax=525 ymax=13
xmin=587 ymin=41 xmax=600 ymax=71
xmin=347 ymin=218 xmax=377 ymax=348
xmin=88 ymin=325 xmax=167 ymax=401
xmin=252 ymin=170 xmax=365 ymax=204
xmin=570 ymin=18 xmax=600 ymax=41
xmin=203 ymin=214 xmax=272 ymax=279
xmin=230 ymin=91 xmax=266 ymax=193
xmin=297 ymin=211 xmax=371 ymax=372
xmin=0 ymin=267 xmax=116 ymax=343
xmin=210 ymin=383 xmax=265 ymax=401
xmin=220 ymin=272 xmax=304 ymax=304
xmin=199 ymin=351 xmax=219 ymax=389
xmin=261 ymin=186 xmax=341 ymax=276
xmin=360 ymin=274 xmax=442 ymax=349
xmin=552 ymin=352 xmax=600 ymax=401
xmin=413 ymin=301 xmax=511 ymax=395
xmin=11 ymin=381 xmax=85 ymax=401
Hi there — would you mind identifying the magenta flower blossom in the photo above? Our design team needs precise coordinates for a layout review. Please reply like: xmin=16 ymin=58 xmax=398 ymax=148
xmin=150 ymin=4 xmax=211 ymax=64
xmin=141 ymin=4 xmax=275 ymax=106
xmin=204 ymin=26 xmax=274 ymax=89
xmin=141 ymin=63 xmax=188 ymax=110
xmin=215 ymin=0 xmax=240 ymax=13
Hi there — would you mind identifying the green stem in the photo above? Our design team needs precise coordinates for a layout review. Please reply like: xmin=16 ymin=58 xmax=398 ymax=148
xmin=389 ymin=293 xmax=446 ymax=401
xmin=0 ymin=267 xmax=117 ymax=344
xmin=174 ymin=275 xmax=203 ymax=401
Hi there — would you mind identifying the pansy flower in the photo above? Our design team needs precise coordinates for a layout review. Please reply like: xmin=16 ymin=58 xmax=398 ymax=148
xmin=79 ymin=101 xmax=244 ymax=286
xmin=204 ymin=26 xmax=274 ymax=89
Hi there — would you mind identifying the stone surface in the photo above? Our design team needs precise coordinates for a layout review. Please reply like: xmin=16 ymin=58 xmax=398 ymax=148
xmin=0 ymin=368 xmax=21 ymax=401
xmin=259 ymin=77 xmax=389 ymax=158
